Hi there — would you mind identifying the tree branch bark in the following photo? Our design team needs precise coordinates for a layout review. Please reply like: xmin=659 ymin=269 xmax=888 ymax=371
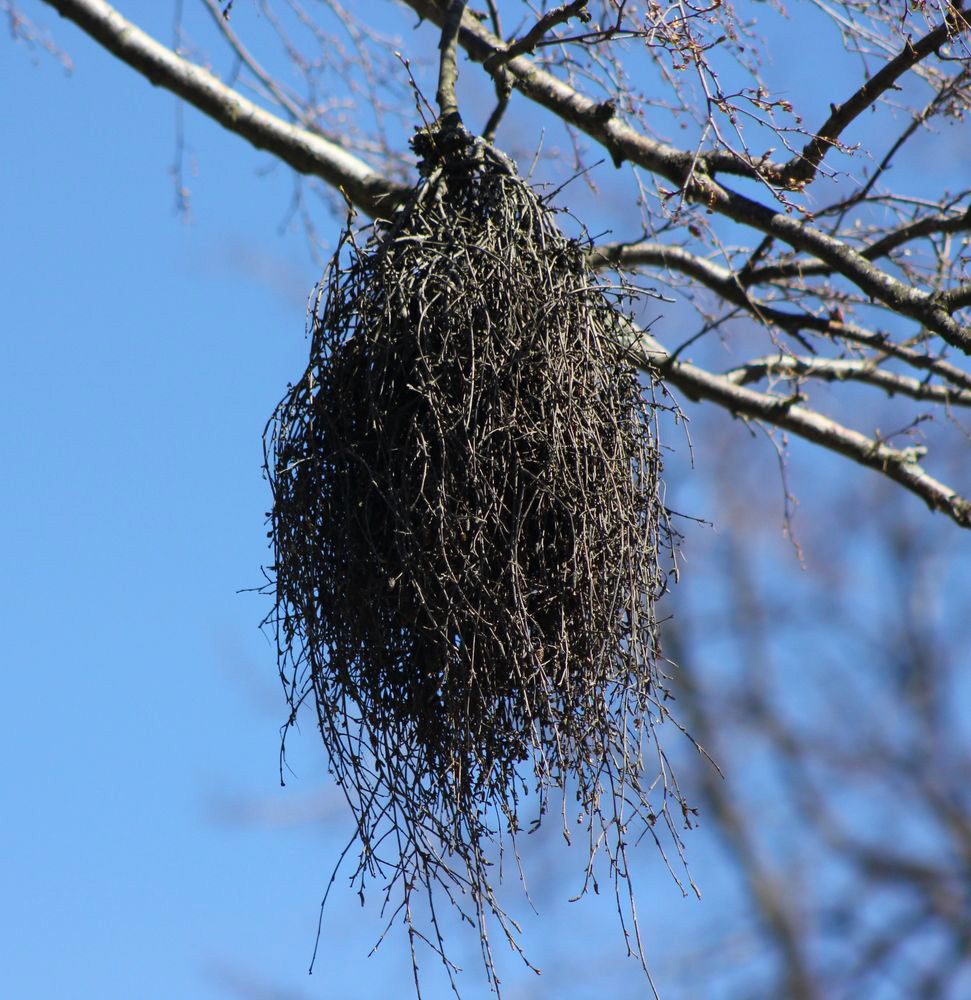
xmin=591 ymin=241 xmax=971 ymax=392
xmin=632 ymin=330 xmax=971 ymax=529
xmin=435 ymin=0 xmax=468 ymax=122
xmin=42 ymin=0 xmax=407 ymax=217
xmin=782 ymin=6 xmax=971 ymax=187
xmin=33 ymin=0 xmax=971 ymax=529
xmin=722 ymin=355 xmax=971 ymax=407
xmin=402 ymin=0 xmax=971 ymax=354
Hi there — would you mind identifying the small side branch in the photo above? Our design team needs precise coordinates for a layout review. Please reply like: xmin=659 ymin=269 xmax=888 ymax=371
xmin=632 ymin=330 xmax=971 ymax=530
xmin=782 ymin=6 xmax=971 ymax=187
xmin=591 ymin=240 xmax=971 ymax=391
xmin=722 ymin=355 xmax=971 ymax=408
xmin=483 ymin=0 xmax=590 ymax=72
xmin=200 ymin=0 xmax=306 ymax=126
xmin=743 ymin=206 xmax=971 ymax=287
xmin=43 ymin=0 xmax=407 ymax=217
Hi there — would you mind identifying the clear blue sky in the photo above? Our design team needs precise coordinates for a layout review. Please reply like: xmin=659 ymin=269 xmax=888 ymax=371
xmin=3 ymin=10 xmax=338 ymax=997
xmin=3 ymin=5 xmax=970 ymax=1000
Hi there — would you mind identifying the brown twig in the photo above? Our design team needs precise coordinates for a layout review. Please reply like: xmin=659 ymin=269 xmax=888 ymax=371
xmin=483 ymin=0 xmax=590 ymax=72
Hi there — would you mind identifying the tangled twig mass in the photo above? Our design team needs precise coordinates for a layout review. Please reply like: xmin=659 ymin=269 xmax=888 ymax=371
xmin=265 ymin=123 xmax=687 ymax=991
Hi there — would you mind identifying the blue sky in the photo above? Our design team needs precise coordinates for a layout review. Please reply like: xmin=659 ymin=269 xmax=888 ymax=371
xmin=3 ymin=4 xmax=970 ymax=1000
xmin=2 ymin=11 xmax=327 ymax=996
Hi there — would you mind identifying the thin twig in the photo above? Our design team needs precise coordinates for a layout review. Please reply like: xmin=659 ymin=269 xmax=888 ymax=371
xmin=632 ymin=328 xmax=971 ymax=529
xmin=43 ymin=0 xmax=407 ymax=216
xmin=483 ymin=0 xmax=589 ymax=72
xmin=783 ymin=5 xmax=971 ymax=187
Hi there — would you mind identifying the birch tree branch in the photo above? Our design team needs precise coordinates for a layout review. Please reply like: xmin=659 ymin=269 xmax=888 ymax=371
xmin=42 ymin=0 xmax=407 ymax=217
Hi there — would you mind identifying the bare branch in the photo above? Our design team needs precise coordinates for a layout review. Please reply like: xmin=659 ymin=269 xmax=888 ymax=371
xmin=632 ymin=330 xmax=971 ymax=529
xmin=42 ymin=0 xmax=406 ymax=217
xmin=669 ymin=642 xmax=823 ymax=1000
xmin=30 ymin=0 xmax=971 ymax=530
xmin=743 ymin=205 xmax=971 ymax=287
xmin=822 ymin=325 xmax=971 ymax=395
xmin=943 ymin=283 xmax=971 ymax=311
xmin=401 ymin=0 xmax=971 ymax=354
xmin=483 ymin=0 xmax=589 ymax=72
xmin=782 ymin=6 xmax=971 ymax=187
xmin=722 ymin=355 xmax=971 ymax=407
xmin=435 ymin=0 xmax=468 ymax=121
xmin=592 ymin=240 xmax=971 ymax=391
xmin=200 ymin=0 xmax=306 ymax=125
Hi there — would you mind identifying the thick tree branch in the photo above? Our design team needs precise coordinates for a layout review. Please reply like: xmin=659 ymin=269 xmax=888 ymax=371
xmin=943 ymin=283 xmax=971 ymax=311
xmin=436 ymin=0 xmax=468 ymax=121
xmin=632 ymin=331 xmax=971 ymax=529
xmin=42 ymin=0 xmax=406 ymax=217
xmin=402 ymin=0 xmax=971 ymax=354
xmin=34 ymin=0 xmax=971 ymax=529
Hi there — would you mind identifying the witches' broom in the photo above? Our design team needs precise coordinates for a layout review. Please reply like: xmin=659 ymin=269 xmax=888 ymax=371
xmin=265 ymin=3 xmax=688 ymax=992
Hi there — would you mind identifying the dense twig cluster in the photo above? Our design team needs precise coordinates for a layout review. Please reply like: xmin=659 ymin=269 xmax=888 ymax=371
xmin=265 ymin=123 xmax=685 ymax=989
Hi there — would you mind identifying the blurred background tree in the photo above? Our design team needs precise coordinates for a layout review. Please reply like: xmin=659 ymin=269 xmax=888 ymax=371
xmin=8 ymin=1 xmax=970 ymax=997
